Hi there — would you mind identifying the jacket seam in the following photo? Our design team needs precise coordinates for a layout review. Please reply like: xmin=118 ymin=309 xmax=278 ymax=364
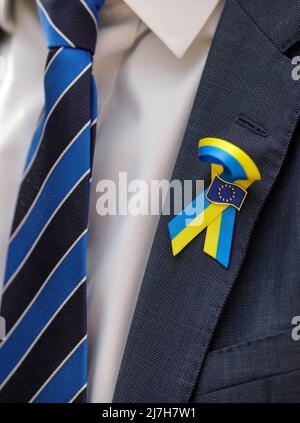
xmin=208 ymin=329 xmax=292 ymax=357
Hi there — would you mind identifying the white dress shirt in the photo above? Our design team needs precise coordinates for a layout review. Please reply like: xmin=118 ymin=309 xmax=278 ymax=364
xmin=0 ymin=0 xmax=223 ymax=402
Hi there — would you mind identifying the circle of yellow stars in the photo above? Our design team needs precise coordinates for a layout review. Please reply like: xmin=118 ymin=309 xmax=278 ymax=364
xmin=218 ymin=183 xmax=236 ymax=203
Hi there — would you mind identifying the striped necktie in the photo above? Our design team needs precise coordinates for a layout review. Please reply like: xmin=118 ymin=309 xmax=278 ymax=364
xmin=0 ymin=0 xmax=104 ymax=403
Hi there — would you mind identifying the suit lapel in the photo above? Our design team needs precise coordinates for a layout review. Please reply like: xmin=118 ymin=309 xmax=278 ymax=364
xmin=114 ymin=0 xmax=300 ymax=402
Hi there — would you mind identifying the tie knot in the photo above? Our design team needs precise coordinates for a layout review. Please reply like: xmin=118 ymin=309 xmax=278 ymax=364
xmin=37 ymin=0 xmax=105 ymax=54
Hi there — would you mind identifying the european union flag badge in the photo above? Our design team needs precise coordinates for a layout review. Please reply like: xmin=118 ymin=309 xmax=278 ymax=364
xmin=206 ymin=175 xmax=247 ymax=211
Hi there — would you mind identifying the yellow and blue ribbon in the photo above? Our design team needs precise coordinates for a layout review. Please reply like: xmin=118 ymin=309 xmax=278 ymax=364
xmin=168 ymin=138 xmax=261 ymax=268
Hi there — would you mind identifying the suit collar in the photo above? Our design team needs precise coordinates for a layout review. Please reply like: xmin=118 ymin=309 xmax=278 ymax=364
xmin=114 ymin=0 xmax=300 ymax=402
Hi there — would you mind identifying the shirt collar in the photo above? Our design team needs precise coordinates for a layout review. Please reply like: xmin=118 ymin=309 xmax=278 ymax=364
xmin=0 ymin=0 xmax=220 ymax=57
xmin=124 ymin=0 xmax=220 ymax=57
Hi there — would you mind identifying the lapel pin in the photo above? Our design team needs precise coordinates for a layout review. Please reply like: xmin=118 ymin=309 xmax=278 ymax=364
xmin=168 ymin=138 xmax=261 ymax=268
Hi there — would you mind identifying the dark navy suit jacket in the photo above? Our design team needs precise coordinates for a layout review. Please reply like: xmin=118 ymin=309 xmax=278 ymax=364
xmin=113 ymin=0 xmax=300 ymax=402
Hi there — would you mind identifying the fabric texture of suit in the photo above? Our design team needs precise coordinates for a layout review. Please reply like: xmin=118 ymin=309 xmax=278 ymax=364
xmin=113 ymin=0 xmax=300 ymax=403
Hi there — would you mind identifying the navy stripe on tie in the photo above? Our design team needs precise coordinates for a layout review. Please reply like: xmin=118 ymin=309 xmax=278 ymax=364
xmin=0 ymin=284 xmax=87 ymax=403
xmin=40 ymin=0 xmax=98 ymax=53
xmin=91 ymin=120 xmax=97 ymax=167
xmin=90 ymin=78 xmax=98 ymax=167
xmin=11 ymin=65 xmax=92 ymax=234
xmin=72 ymin=386 xmax=87 ymax=403
xmin=2 ymin=174 xmax=90 ymax=332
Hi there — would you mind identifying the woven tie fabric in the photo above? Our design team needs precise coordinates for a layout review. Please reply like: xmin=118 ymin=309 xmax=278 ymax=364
xmin=0 ymin=0 xmax=104 ymax=403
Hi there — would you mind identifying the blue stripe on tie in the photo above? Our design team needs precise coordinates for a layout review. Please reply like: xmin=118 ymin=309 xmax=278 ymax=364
xmin=216 ymin=206 xmax=236 ymax=268
xmin=32 ymin=339 xmax=88 ymax=403
xmin=37 ymin=4 xmax=72 ymax=49
xmin=4 ymin=126 xmax=90 ymax=283
xmin=44 ymin=49 xmax=91 ymax=115
xmin=168 ymin=191 xmax=209 ymax=240
xmin=0 ymin=234 xmax=87 ymax=386
xmin=199 ymin=146 xmax=247 ymax=180
xmin=24 ymin=50 xmax=91 ymax=171
xmin=84 ymin=0 xmax=100 ymax=21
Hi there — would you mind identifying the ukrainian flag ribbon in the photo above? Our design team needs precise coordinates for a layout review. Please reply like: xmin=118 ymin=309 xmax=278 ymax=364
xmin=168 ymin=138 xmax=261 ymax=268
